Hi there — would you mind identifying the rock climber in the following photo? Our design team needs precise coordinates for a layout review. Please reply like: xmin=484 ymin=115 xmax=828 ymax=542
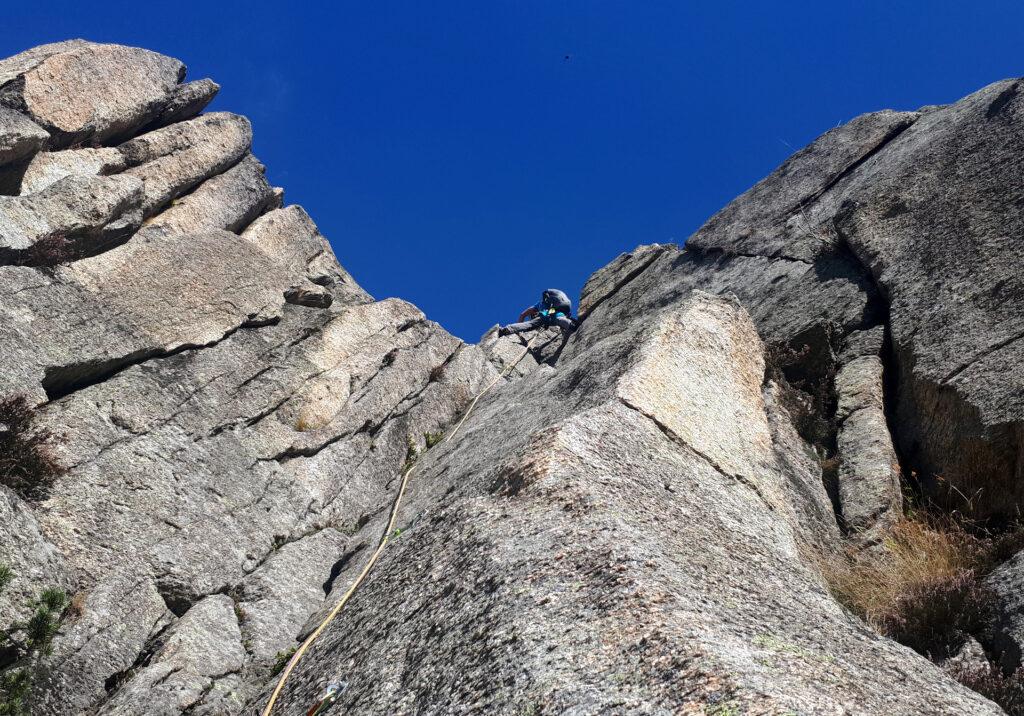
xmin=498 ymin=288 xmax=577 ymax=336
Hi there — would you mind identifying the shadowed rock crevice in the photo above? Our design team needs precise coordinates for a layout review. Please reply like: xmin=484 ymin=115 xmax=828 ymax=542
xmin=41 ymin=315 xmax=280 ymax=401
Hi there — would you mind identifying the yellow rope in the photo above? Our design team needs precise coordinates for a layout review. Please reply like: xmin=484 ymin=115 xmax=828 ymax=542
xmin=262 ymin=333 xmax=539 ymax=715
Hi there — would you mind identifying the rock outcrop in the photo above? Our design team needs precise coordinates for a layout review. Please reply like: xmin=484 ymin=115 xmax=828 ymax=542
xmin=1 ymin=40 xmax=1021 ymax=715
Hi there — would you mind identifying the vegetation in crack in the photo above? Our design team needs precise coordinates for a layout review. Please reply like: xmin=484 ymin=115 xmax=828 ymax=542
xmin=949 ymin=664 xmax=1024 ymax=715
xmin=763 ymin=324 xmax=840 ymax=455
xmin=270 ymin=646 xmax=297 ymax=677
xmin=0 ymin=395 xmax=63 ymax=501
xmin=2 ymin=232 xmax=73 ymax=271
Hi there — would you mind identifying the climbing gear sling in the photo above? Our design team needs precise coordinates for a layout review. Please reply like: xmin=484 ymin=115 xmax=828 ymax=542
xmin=262 ymin=333 xmax=540 ymax=715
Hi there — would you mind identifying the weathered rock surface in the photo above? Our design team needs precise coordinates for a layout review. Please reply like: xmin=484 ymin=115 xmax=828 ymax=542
xmin=148 ymin=78 xmax=220 ymax=130
xmin=1 ymin=39 xmax=1020 ymax=716
xmin=688 ymin=109 xmax=918 ymax=263
xmin=0 ymin=486 xmax=73 ymax=624
xmin=832 ymin=80 xmax=1024 ymax=519
xmin=140 ymin=153 xmax=275 ymax=236
xmin=241 ymin=205 xmax=371 ymax=306
xmin=97 ymin=594 xmax=246 ymax=715
xmin=19 ymin=146 xmax=128 ymax=194
xmin=122 ymin=112 xmax=252 ymax=215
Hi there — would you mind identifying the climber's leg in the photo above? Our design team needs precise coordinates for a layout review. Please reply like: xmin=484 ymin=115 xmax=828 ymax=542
xmin=499 ymin=317 xmax=545 ymax=336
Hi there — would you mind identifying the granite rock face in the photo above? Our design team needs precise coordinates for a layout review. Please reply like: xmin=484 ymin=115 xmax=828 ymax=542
xmin=1 ymin=40 xmax=1020 ymax=716
xmin=255 ymin=292 xmax=994 ymax=715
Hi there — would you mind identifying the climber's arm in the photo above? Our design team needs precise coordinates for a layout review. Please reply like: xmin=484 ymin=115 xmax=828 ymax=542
xmin=518 ymin=305 xmax=539 ymax=322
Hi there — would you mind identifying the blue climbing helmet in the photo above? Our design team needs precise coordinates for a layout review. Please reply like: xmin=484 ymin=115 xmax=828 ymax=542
xmin=540 ymin=289 xmax=572 ymax=317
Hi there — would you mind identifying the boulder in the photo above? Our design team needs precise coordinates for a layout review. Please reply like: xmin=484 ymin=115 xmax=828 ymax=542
xmin=0 ymin=41 xmax=184 ymax=147
xmin=242 ymin=205 xmax=372 ymax=306
xmin=940 ymin=636 xmax=991 ymax=676
xmin=140 ymin=153 xmax=275 ymax=236
xmin=148 ymin=78 xmax=220 ymax=129
xmin=284 ymin=286 xmax=333 ymax=309
xmin=985 ymin=548 xmax=1024 ymax=671
xmin=0 ymin=229 xmax=288 ymax=403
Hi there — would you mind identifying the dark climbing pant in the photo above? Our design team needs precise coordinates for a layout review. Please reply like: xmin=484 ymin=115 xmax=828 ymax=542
xmin=504 ymin=315 xmax=575 ymax=334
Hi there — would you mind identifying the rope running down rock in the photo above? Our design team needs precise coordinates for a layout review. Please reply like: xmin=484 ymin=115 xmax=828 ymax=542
xmin=261 ymin=333 xmax=540 ymax=715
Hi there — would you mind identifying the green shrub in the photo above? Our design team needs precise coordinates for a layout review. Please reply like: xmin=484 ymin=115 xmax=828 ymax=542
xmin=0 ymin=565 xmax=68 ymax=715
xmin=0 ymin=396 xmax=63 ymax=501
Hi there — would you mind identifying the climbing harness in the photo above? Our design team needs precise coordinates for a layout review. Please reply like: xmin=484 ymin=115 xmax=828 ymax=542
xmin=262 ymin=333 xmax=540 ymax=715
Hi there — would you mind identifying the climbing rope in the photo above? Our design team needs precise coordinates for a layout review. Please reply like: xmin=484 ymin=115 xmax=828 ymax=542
xmin=262 ymin=332 xmax=540 ymax=716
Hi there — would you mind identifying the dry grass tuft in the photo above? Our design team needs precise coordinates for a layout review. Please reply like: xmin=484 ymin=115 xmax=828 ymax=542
xmin=822 ymin=516 xmax=995 ymax=659
xmin=0 ymin=395 xmax=63 ymax=501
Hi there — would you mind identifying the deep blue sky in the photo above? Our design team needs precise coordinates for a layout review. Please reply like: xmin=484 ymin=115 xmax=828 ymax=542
xmin=4 ymin=2 xmax=1024 ymax=339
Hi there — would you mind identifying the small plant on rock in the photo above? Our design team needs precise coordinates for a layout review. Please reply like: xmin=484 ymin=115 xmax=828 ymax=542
xmin=271 ymin=646 xmax=297 ymax=677
xmin=0 ymin=396 xmax=63 ymax=501
xmin=424 ymin=431 xmax=444 ymax=449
